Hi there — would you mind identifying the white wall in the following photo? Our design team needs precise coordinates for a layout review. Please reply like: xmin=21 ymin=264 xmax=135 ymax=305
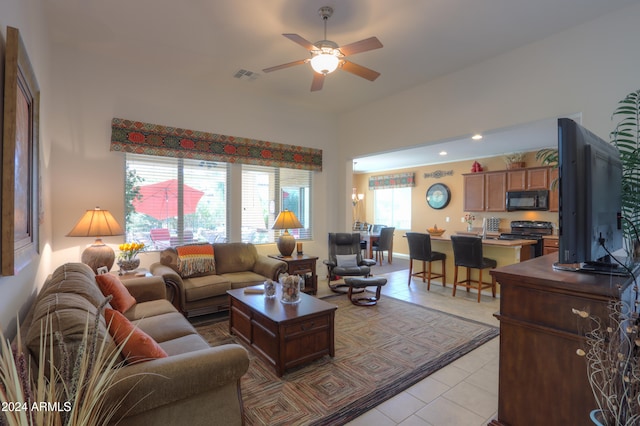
xmin=336 ymin=3 xmax=640 ymax=229
xmin=47 ymin=44 xmax=338 ymax=270
xmin=0 ymin=0 xmax=54 ymax=336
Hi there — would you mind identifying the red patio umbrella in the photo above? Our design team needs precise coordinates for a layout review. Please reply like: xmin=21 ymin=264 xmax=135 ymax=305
xmin=132 ymin=179 xmax=205 ymax=221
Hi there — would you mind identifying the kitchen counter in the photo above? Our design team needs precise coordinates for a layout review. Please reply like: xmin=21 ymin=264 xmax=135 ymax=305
xmin=431 ymin=235 xmax=538 ymax=248
xmin=414 ymin=233 xmax=538 ymax=288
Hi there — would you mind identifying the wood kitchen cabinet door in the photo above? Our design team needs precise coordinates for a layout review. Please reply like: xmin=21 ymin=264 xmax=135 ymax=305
xmin=485 ymin=172 xmax=506 ymax=211
xmin=463 ymin=173 xmax=485 ymax=211
xmin=527 ymin=167 xmax=549 ymax=189
xmin=506 ymin=169 xmax=526 ymax=191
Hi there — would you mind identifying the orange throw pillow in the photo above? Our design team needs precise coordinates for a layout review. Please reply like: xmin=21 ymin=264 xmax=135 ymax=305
xmin=104 ymin=308 xmax=168 ymax=364
xmin=95 ymin=274 xmax=136 ymax=313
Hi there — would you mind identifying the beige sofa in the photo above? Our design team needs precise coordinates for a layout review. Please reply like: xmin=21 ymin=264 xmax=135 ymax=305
xmin=19 ymin=262 xmax=249 ymax=426
xmin=150 ymin=242 xmax=288 ymax=317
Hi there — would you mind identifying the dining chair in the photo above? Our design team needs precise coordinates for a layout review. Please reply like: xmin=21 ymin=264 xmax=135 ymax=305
xmin=372 ymin=227 xmax=395 ymax=265
xmin=406 ymin=232 xmax=446 ymax=290
xmin=450 ymin=235 xmax=497 ymax=302
xmin=371 ymin=224 xmax=384 ymax=233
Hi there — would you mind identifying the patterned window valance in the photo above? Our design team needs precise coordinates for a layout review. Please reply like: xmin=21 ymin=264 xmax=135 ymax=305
xmin=369 ymin=172 xmax=416 ymax=190
xmin=110 ymin=118 xmax=322 ymax=171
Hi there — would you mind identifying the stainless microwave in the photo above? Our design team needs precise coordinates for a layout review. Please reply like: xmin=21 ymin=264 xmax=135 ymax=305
xmin=506 ymin=190 xmax=549 ymax=211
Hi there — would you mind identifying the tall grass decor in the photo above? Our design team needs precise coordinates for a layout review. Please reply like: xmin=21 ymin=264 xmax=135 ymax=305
xmin=0 ymin=296 xmax=148 ymax=426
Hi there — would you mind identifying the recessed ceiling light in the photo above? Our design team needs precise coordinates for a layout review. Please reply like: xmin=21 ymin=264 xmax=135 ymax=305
xmin=472 ymin=134 xmax=483 ymax=140
xmin=439 ymin=151 xmax=447 ymax=156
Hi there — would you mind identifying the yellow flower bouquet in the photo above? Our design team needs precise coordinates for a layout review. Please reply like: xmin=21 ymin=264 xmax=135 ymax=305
xmin=118 ymin=242 xmax=145 ymax=261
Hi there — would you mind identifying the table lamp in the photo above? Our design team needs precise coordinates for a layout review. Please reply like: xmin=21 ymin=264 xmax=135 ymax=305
xmin=67 ymin=207 xmax=124 ymax=273
xmin=272 ymin=210 xmax=303 ymax=257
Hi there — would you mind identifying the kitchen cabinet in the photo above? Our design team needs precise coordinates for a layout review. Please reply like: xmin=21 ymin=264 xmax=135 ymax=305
xmin=543 ymin=236 xmax=559 ymax=255
xmin=463 ymin=173 xmax=485 ymax=211
xmin=527 ymin=167 xmax=549 ymax=189
xmin=506 ymin=167 xmax=549 ymax=191
xmin=506 ymin=169 xmax=526 ymax=191
xmin=466 ymin=166 xmax=557 ymax=212
xmin=485 ymin=172 xmax=507 ymax=211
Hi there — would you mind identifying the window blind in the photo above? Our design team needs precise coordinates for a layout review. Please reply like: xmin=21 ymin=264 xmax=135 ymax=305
xmin=124 ymin=154 xmax=228 ymax=248
xmin=241 ymin=164 xmax=312 ymax=244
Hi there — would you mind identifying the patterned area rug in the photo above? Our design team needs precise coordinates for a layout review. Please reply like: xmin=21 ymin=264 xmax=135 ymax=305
xmin=193 ymin=295 xmax=498 ymax=426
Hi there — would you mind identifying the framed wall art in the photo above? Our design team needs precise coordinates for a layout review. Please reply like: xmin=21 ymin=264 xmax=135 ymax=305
xmin=2 ymin=26 xmax=40 ymax=275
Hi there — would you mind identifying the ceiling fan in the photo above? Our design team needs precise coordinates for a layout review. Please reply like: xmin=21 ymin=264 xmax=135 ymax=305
xmin=262 ymin=6 xmax=383 ymax=92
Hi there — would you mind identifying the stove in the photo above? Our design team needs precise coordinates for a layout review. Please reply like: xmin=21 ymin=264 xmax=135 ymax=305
xmin=499 ymin=220 xmax=554 ymax=257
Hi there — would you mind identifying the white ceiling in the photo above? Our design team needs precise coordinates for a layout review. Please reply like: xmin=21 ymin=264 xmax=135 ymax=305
xmin=352 ymin=114 xmax=581 ymax=173
xmin=43 ymin=0 xmax=637 ymax=171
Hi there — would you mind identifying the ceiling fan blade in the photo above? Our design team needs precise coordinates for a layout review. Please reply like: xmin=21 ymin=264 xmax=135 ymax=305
xmin=339 ymin=37 xmax=383 ymax=56
xmin=341 ymin=60 xmax=381 ymax=81
xmin=283 ymin=33 xmax=316 ymax=51
xmin=262 ymin=59 xmax=307 ymax=73
xmin=310 ymin=73 xmax=325 ymax=92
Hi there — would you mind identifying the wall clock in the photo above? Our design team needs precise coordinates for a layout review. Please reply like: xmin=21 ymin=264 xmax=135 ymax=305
xmin=426 ymin=183 xmax=451 ymax=209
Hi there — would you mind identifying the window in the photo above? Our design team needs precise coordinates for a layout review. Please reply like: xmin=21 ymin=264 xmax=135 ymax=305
xmin=374 ymin=187 xmax=411 ymax=229
xmin=124 ymin=154 xmax=313 ymax=249
xmin=124 ymin=154 xmax=228 ymax=249
xmin=241 ymin=164 xmax=312 ymax=244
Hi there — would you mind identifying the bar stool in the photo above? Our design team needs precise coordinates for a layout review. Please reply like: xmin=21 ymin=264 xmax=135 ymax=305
xmin=450 ymin=235 xmax=497 ymax=302
xmin=406 ymin=232 xmax=446 ymax=290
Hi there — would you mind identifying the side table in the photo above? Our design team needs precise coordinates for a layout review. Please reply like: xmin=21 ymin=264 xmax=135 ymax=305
xmin=112 ymin=268 xmax=151 ymax=280
xmin=268 ymin=254 xmax=318 ymax=295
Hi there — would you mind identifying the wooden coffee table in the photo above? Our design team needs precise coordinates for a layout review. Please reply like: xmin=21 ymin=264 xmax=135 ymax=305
xmin=227 ymin=286 xmax=337 ymax=376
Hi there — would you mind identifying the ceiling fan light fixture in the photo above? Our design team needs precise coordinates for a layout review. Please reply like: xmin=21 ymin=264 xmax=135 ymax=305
xmin=310 ymin=50 xmax=340 ymax=74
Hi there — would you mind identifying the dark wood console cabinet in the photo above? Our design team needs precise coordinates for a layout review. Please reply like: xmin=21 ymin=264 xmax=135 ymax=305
xmin=490 ymin=254 xmax=633 ymax=426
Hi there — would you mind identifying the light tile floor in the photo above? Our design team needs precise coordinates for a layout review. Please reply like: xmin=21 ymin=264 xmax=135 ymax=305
xmin=318 ymin=265 xmax=501 ymax=426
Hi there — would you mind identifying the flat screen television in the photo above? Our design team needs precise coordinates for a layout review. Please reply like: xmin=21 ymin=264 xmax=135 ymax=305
xmin=556 ymin=118 xmax=626 ymax=274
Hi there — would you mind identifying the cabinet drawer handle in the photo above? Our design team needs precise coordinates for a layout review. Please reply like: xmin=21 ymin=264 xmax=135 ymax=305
xmin=301 ymin=322 xmax=315 ymax=330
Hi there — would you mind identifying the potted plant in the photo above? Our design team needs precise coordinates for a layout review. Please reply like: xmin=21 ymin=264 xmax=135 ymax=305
xmin=610 ymin=89 xmax=640 ymax=256
xmin=572 ymin=301 xmax=640 ymax=425
xmin=0 ymin=297 xmax=141 ymax=426
xmin=117 ymin=241 xmax=145 ymax=272
xmin=503 ymin=152 xmax=526 ymax=169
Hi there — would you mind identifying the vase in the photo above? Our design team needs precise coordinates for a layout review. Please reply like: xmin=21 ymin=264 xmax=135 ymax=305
xmin=467 ymin=223 xmax=473 ymax=232
xmin=590 ymin=409 xmax=605 ymax=426
xmin=118 ymin=257 xmax=140 ymax=272
xmin=264 ymin=279 xmax=276 ymax=298
xmin=280 ymin=275 xmax=302 ymax=304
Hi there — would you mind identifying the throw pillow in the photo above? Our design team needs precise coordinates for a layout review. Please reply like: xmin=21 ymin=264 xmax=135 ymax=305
xmin=104 ymin=308 xmax=168 ymax=364
xmin=95 ymin=274 xmax=136 ymax=313
xmin=336 ymin=254 xmax=358 ymax=268
xmin=176 ymin=244 xmax=215 ymax=278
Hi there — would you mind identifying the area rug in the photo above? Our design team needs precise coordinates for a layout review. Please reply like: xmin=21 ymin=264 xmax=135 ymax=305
xmin=194 ymin=295 xmax=499 ymax=426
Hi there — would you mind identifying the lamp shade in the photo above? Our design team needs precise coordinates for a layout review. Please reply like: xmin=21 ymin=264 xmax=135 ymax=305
xmin=67 ymin=207 xmax=124 ymax=273
xmin=67 ymin=207 xmax=124 ymax=238
xmin=272 ymin=210 xmax=303 ymax=231
xmin=272 ymin=210 xmax=303 ymax=257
